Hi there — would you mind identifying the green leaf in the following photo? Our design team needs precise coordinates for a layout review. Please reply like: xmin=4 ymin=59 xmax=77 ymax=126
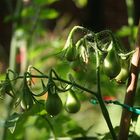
xmin=116 ymin=26 xmax=137 ymax=38
xmin=101 ymin=126 xmax=119 ymax=140
xmin=5 ymin=113 xmax=21 ymax=133
xmin=47 ymin=114 xmax=71 ymax=136
xmin=67 ymin=126 xmax=86 ymax=136
xmin=27 ymin=100 xmax=47 ymax=116
xmin=39 ymin=9 xmax=59 ymax=19
xmin=21 ymin=7 xmax=35 ymax=17
xmin=73 ymin=0 xmax=88 ymax=8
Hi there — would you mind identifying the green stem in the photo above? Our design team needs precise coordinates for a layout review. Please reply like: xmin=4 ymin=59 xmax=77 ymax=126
xmin=63 ymin=26 xmax=93 ymax=50
xmin=69 ymin=26 xmax=92 ymax=38
xmin=95 ymin=48 xmax=117 ymax=140
xmin=12 ymin=74 xmax=97 ymax=97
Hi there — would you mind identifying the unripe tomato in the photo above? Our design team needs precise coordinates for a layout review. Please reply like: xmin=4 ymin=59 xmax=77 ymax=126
xmin=65 ymin=43 xmax=77 ymax=61
xmin=20 ymin=91 xmax=33 ymax=110
xmin=103 ymin=42 xmax=121 ymax=79
xmin=45 ymin=92 xmax=62 ymax=116
xmin=115 ymin=59 xmax=130 ymax=84
xmin=64 ymin=90 xmax=81 ymax=113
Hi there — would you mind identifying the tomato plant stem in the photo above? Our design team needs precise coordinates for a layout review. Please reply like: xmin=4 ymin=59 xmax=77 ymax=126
xmin=14 ymin=74 xmax=98 ymax=97
xmin=95 ymin=48 xmax=117 ymax=140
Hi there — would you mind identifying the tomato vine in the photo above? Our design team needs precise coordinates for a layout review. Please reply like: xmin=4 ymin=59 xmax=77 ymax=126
xmin=0 ymin=25 xmax=137 ymax=140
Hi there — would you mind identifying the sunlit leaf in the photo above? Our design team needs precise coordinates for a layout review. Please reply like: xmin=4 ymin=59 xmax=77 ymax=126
xmin=21 ymin=7 xmax=35 ymax=17
xmin=27 ymin=100 xmax=47 ymax=116
xmin=73 ymin=0 xmax=88 ymax=8
xmin=39 ymin=9 xmax=59 ymax=19
xmin=116 ymin=26 xmax=137 ymax=38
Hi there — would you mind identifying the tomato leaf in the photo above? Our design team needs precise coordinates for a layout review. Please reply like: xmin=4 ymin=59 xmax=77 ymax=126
xmin=67 ymin=126 xmax=86 ymax=136
xmin=5 ymin=113 xmax=21 ymax=133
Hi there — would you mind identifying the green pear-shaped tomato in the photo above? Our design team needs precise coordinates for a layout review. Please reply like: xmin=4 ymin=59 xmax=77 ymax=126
xmin=45 ymin=92 xmax=62 ymax=116
xmin=103 ymin=42 xmax=121 ymax=79
xmin=20 ymin=91 xmax=33 ymax=110
xmin=115 ymin=59 xmax=130 ymax=84
xmin=65 ymin=90 xmax=81 ymax=113
xmin=65 ymin=45 xmax=77 ymax=62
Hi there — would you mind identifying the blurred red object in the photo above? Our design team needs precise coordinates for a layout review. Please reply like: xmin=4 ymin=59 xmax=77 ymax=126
xmin=103 ymin=96 xmax=117 ymax=101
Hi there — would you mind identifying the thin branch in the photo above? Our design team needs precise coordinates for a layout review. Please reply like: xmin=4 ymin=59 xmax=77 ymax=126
xmin=12 ymin=73 xmax=98 ymax=97
xmin=118 ymin=19 xmax=140 ymax=140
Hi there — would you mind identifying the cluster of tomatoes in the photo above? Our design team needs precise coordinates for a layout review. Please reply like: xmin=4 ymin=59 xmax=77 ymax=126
xmin=102 ymin=41 xmax=130 ymax=83
xmin=45 ymin=77 xmax=81 ymax=116
xmin=45 ymin=88 xmax=81 ymax=116
xmin=20 ymin=28 xmax=132 ymax=117
xmin=63 ymin=30 xmax=131 ymax=84
xmin=19 ymin=72 xmax=81 ymax=117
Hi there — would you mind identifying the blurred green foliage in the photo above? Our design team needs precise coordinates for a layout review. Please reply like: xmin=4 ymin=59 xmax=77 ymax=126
xmin=0 ymin=0 xmax=140 ymax=140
